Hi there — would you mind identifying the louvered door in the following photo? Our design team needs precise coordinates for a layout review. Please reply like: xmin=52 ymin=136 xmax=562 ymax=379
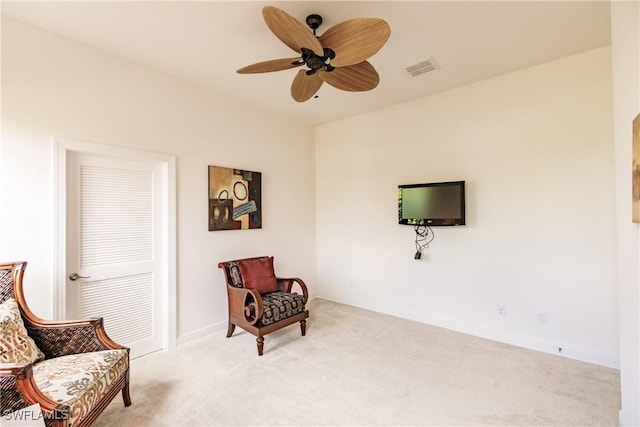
xmin=66 ymin=152 xmax=162 ymax=358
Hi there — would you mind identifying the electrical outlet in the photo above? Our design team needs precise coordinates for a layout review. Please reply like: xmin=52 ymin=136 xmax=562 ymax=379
xmin=538 ymin=312 xmax=548 ymax=324
xmin=497 ymin=306 xmax=506 ymax=316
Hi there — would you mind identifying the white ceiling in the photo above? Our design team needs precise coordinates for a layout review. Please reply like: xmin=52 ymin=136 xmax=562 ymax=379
xmin=1 ymin=1 xmax=611 ymax=126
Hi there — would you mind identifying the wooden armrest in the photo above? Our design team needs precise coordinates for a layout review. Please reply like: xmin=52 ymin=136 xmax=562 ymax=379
xmin=0 ymin=362 xmax=32 ymax=378
xmin=0 ymin=363 xmax=69 ymax=422
xmin=276 ymin=277 xmax=309 ymax=303
xmin=25 ymin=318 xmax=125 ymax=359
xmin=226 ymin=285 xmax=263 ymax=325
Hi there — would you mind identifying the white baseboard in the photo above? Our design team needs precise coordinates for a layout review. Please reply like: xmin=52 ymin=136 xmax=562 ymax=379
xmin=315 ymin=293 xmax=619 ymax=369
xmin=472 ymin=323 xmax=619 ymax=369
xmin=176 ymin=320 xmax=227 ymax=347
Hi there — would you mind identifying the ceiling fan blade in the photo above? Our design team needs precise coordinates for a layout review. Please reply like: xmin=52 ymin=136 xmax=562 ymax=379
xmin=263 ymin=6 xmax=324 ymax=56
xmin=319 ymin=18 xmax=391 ymax=67
xmin=237 ymin=58 xmax=303 ymax=74
xmin=291 ymin=70 xmax=323 ymax=102
xmin=318 ymin=61 xmax=380 ymax=92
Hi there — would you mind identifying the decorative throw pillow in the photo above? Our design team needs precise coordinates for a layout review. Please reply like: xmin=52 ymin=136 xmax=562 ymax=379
xmin=0 ymin=298 xmax=45 ymax=364
xmin=228 ymin=262 xmax=243 ymax=288
xmin=238 ymin=257 xmax=278 ymax=294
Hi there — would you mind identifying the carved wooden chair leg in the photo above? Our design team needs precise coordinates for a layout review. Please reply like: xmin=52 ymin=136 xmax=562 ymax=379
xmin=300 ymin=319 xmax=306 ymax=336
xmin=226 ymin=323 xmax=236 ymax=338
xmin=122 ymin=379 xmax=132 ymax=407
xmin=257 ymin=336 xmax=264 ymax=356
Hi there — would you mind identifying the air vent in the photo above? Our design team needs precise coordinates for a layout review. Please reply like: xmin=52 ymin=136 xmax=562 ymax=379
xmin=404 ymin=57 xmax=438 ymax=77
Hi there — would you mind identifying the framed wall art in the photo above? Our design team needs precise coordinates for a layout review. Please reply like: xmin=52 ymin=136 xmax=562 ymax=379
xmin=208 ymin=165 xmax=262 ymax=231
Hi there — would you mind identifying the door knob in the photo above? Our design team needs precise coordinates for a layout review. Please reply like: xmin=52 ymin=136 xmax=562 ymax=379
xmin=69 ymin=273 xmax=91 ymax=281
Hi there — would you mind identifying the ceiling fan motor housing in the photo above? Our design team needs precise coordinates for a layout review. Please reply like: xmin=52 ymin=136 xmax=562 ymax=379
xmin=301 ymin=47 xmax=336 ymax=74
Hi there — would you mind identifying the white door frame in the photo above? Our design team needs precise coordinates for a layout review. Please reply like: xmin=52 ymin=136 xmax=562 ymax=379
xmin=53 ymin=137 xmax=177 ymax=352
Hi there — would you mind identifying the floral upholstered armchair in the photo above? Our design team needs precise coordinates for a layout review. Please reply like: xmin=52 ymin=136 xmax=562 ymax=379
xmin=218 ymin=256 xmax=309 ymax=356
xmin=0 ymin=261 xmax=131 ymax=427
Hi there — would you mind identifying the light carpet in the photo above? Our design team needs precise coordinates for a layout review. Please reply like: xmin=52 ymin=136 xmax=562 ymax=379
xmin=94 ymin=299 xmax=620 ymax=426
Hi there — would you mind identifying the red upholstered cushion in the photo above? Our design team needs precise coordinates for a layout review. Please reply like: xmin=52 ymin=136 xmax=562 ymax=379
xmin=238 ymin=257 xmax=278 ymax=294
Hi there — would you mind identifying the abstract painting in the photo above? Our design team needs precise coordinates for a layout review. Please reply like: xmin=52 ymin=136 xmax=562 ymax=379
xmin=633 ymin=113 xmax=640 ymax=223
xmin=208 ymin=165 xmax=262 ymax=231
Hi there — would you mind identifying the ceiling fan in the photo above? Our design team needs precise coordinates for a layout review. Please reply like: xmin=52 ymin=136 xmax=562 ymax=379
xmin=237 ymin=6 xmax=391 ymax=102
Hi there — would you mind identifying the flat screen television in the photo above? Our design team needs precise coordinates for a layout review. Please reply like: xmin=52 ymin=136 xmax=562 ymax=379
xmin=398 ymin=181 xmax=465 ymax=226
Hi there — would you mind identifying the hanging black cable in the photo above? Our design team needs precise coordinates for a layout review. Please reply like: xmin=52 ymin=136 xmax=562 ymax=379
xmin=414 ymin=224 xmax=435 ymax=259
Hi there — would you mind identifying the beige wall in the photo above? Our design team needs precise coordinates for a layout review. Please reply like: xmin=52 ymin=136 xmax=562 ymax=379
xmin=0 ymin=17 xmax=317 ymax=340
xmin=316 ymin=47 xmax=618 ymax=367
